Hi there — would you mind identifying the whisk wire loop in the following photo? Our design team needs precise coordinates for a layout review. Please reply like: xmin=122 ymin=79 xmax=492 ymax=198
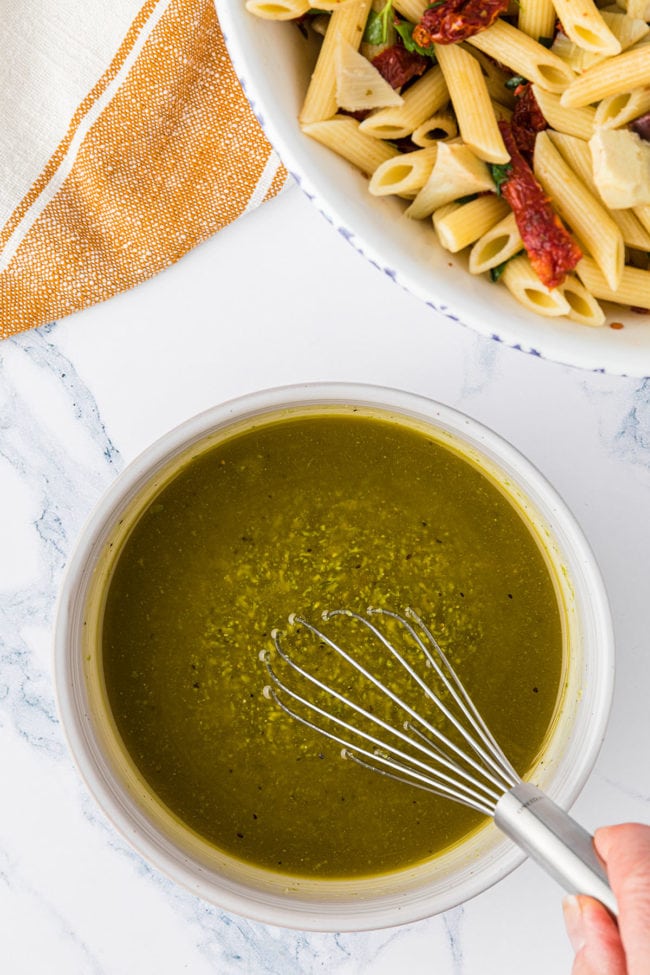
xmin=322 ymin=608 xmax=517 ymax=793
xmin=264 ymin=679 xmax=496 ymax=814
xmin=263 ymin=637 xmax=502 ymax=811
xmin=401 ymin=608 xmax=519 ymax=784
xmin=261 ymin=608 xmax=618 ymax=916
xmin=264 ymin=611 xmax=518 ymax=810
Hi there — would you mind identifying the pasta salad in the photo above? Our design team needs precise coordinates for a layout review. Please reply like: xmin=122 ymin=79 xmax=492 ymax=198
xmin=245 ymin=0 xmax=650 ymax=325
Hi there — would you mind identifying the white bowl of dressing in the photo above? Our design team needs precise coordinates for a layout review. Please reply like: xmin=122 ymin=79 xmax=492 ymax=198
xmin=54 ymin=382 xmax=614 ymax=930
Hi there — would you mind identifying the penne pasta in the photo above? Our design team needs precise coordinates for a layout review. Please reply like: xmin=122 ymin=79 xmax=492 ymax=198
xmin=517 ymin=0 xmax=556 ymax=43
xmin=491 ymin=101 xmax=513 ymax=123
xmin=469 ymin=212 xmax=523 ymax=274
xmin=433 ymin=194 xmax=510 ymax=252
xmin=467 ymin=20 xmax=576 ymax=93
xmin=534 ymin=131 xmax=624 ymax=289
xmin=369 ymin=146 xmax=439 ymax=197
xmin=557 ymin=275 xmax=606 ymax=325
xmin=613 ymin=0 xmax=650 ymax=18
xmin=393 ymin=0 xmax=427 ymax=20
xmin=561 ymin=46 xmax=650 ymax=108
xmin=576 ymin=256 xmax=650 ymax=306
xmin=595 ymin=87 xmax=650 ymax=128
xmin=411 ymin=112 xmax=458 ymax=146
xmin=501 ymin=255 xmax=572 ymax=315
xmin=309 ymin=0 xmax=360 ymax=8
xmin=406 ymin=142 xmax=495 ymax=219
xmin=547 ymin=131 xmax=650 ymax=249
xmin=600 ymin=10 xmax=649 ymax=50
xmin=549 ymin=0 xmax=621 ymax=56
xmin=434 ymin=44 xmax=509 ymax=164
xmin=635 ymin=205 xmax=650 ymax=236
xmin=550 ymin=31 xmax=602 ymax=75
xmin=300 ymin=0 xmax=371 ymax=125
xmin=245 ymin=0 xmax=310 ymax=18
xmin=312 ymin=0 xmax=362 ymax=9
xmin=531 ymin=86 xmax=596 ymax=141
xmin=359 ymin=67 xmax=449 ymax=140
xmin=459 ymin=46 xmax=516 ymax=109
xmin=302 ymin=116 xmax=399 ymax=173
xmin=552 ymin=11 xmax=649 ymax=72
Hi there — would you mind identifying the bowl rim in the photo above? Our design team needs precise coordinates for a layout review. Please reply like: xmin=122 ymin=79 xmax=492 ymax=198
xmin=214 ymin=0 xmax=650 ymax=379
xmin=54 ymin=381 xmax=615 ymax=930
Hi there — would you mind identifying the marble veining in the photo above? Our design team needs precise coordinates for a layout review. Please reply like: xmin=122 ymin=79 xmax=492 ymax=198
xmin=612 ymin=378 xmax=650 ymax=459
xmin=0 ymin=328 xmax=121 ymax=753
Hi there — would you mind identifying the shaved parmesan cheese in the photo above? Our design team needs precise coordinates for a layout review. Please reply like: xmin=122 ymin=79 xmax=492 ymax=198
xmin=406 ymin=142 xmax=494 ymax=218
xmin=590 ymin=128 xmax=650 ymax=208
xmin=335 ymin=38 xmax=403 ymax=111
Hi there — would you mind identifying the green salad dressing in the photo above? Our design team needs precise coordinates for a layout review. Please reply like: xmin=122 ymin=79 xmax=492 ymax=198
xmin=102 ymin=411 xmax=564 ymax=879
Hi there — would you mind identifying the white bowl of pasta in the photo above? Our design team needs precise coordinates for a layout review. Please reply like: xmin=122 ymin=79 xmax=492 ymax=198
xmin=216 ymin=0 xmax=650 ymax=376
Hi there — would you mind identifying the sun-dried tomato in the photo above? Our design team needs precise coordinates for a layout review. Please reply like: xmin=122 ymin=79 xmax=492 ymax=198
xmin=372 ymin=44 xmax=429 ymax=89
xmin=510 ymin=83 xmax=548 ymax=162
xmin=498 ymin=121 xmax=582 ymax=289
xmin=413 ymin=0 xmax=509 ymax=47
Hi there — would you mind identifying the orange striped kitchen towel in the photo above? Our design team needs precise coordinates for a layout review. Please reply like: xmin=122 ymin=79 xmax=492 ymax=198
xmin=0 ymin=0 xmax=288 ymax=338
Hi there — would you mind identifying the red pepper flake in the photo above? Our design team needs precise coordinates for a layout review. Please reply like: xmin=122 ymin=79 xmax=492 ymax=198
xmin=372 ymin=44 xmax=429 ymax=89
xmin=413 ymin=0 xmax=509 ymax=47
xmin=609 ymin=321 xmax=624 ymax=329
xmin=498 ymin=122 xmax=581 ymax=289
xmin=511 ymin=83 xmax=548 ymax=163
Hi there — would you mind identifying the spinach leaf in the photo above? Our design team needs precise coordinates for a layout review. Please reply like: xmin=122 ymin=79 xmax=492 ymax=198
xmin=394 ymin=19 xmax=437 ymax=58
xmin=363 ymin=0 xmax=393 ymax=44
xmin=490 ymin=250 xmax=524 ymax=282
xmin=489 ymin=162 xmax=513 ymax=195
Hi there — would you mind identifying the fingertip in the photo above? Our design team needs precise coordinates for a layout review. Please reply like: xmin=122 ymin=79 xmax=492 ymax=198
xmin=564 ymin=895 xmax=627 ymax=975
xmin=563 ymin=894 xmax=585 ymax=953
xmin=593 ymin=824 xmax=621 ymax=860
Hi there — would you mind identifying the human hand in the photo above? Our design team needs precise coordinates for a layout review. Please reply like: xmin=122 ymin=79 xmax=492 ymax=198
xmin=563 ymin=823 xmax=650 ymax=975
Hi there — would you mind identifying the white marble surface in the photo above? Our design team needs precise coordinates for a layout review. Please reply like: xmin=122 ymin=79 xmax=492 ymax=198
xmin=2 ymin=184 xmax=650 ymax=974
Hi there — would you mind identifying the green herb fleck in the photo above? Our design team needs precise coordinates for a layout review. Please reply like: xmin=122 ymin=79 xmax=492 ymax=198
xmin=489 ymin=162 xmax=513 ymax=195
xmin=505 ymin=75 xmax=527 ymax=90
xmin=363 ymin=0 xmax=394 ymax=44
xmin=490 ymin=251 xmax=523 ymax=281
xmin=490 ymin=259 xmax=509 ymax=282
xmin=394 ymin=18 xmax=437 ymax=59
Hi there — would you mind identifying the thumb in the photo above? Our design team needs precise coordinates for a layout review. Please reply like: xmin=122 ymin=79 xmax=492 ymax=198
xmin=563 ymin=894 xmax=626 ymax=975
xmin=595 ymin=824 xmax=650 ymax=975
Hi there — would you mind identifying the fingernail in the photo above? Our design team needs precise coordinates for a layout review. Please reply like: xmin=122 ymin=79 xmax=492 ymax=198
xmin=563 ymin=895 xmax=586 ymax=952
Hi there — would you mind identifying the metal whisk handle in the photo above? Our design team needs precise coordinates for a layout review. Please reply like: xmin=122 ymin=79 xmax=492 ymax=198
xmin=495 ymin=782 xmax=618 ymax=917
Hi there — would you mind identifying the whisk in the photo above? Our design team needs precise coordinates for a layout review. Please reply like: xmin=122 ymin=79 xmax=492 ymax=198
xmin=260 ymin=607 xmax=617 ymax=915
